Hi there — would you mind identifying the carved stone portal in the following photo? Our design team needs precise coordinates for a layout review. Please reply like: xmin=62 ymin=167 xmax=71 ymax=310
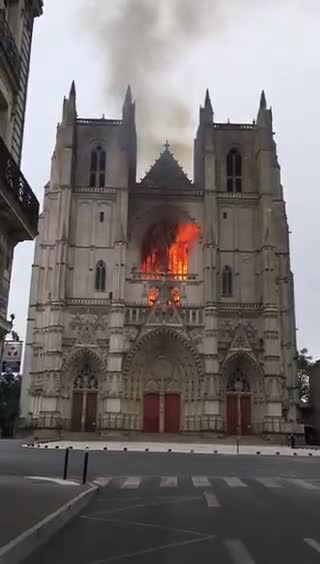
xmin=122 ymin=328 xmax=203 ymax=401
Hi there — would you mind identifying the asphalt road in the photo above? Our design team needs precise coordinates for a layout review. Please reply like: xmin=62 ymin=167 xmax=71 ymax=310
xmin=2 ymin=441 xmax=320 ymax=562
xmin=2 ymin=440 xmax=320 ymax=481
xmin=24 ymin=472 xmax=320 ymax=563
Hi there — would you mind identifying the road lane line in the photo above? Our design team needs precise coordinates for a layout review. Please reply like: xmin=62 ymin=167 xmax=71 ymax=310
xmin=160 ymin=476 xmax=177 ymax=488
xmin=287 ymin=478 xmax=319 ymax=490
xmin=224 ymin=477 xmax=247 ymax=488
xmin=305 ymin=538 xmax=320 ymax=553
xmin=204 ymin=491 xmax=220 ymax=508
xmin=192 ymin=476 xmax=211 ymax=487
xmin=224 ymin=539 xmax=255 ymax=563
xmin=256 ymin=478 xmax=283 ymax=489
xmin=90 ymin=534 xmax=216 ymax=564
xmin=121 ymin=477 xmax=141 ymax=489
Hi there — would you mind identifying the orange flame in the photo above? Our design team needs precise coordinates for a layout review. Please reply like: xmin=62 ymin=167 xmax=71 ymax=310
xmin=142 ymin=223 xmax=200 ymax=279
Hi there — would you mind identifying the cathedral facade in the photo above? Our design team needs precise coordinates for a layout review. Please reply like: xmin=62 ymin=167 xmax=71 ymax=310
xmin=20 ymin=84 xmax=300 ymax=436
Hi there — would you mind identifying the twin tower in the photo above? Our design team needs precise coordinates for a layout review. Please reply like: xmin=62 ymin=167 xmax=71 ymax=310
xmin=20 ymin=84 xmax=300 ymax=438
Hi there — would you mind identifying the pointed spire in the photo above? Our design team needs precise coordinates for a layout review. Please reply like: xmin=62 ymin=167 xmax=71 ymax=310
xmin=200 ymin=88 xmax=213 ymax=125
xmin=122 ymin=85 xmax=135 ymax=125
xmin=70 ymin=80 xmax=76 ymax=99
xmin=124 ymin=84 xmax=132 ymax=106
xmin=260 ymin=90 xmax=267 ymax=109
xmin=257 ymin=89 xmax=272 ymax=129
xmin=62 ymin=81 xmax=77 ymax=125
xmin=205 ymin=89 xmax=212 ymax=111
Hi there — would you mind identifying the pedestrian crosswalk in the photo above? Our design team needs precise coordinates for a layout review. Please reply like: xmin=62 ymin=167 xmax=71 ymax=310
xmin=93 ymin=475 xmax=320 ymax=492
xmin=192 ymin=476 xmax=211 ymax=487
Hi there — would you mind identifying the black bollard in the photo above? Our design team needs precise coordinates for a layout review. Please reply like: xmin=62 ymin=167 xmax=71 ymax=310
xmin=63 ymin=448 xmax=70 ymax=480
xmin=236 ymin=437 xmax=240 ymax=455
xmin=82 ymin=451 xmax=89 ymax=484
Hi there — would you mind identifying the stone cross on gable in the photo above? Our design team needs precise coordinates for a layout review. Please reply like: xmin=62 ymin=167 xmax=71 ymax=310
xmin=164 ymin=140 xmax=170 ymax=152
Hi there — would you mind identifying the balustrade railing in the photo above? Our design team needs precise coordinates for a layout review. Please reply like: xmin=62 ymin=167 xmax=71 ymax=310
xmin=130 ymin=271 xmax=198 ymax=281
xmin=0 ymin=136 xmax=39 ymax=234
xmin=125 ymin=306 xmax=203 ymax=326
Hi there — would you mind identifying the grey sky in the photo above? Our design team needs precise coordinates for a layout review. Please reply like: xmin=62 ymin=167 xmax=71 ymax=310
xmin=8 ymin=0 xmax=320 ymax=358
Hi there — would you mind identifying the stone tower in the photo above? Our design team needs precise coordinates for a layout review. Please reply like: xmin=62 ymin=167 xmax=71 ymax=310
xmin=20 ymin=85 xmax=301 ymax=437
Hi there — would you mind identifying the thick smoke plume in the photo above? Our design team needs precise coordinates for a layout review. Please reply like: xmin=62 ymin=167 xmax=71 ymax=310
xmin=86 ymin=0 xmax=215 ymax=177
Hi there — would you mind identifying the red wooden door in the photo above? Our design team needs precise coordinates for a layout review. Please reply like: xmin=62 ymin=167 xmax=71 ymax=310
xmin=143 ymin=394 xmax=160 ymax=432
xmin=85 ymin=392 xmax=98 ymax=432
xmin=71 ymin=392 xmax=83 ymax=431
xmin=226 ymin=395 xmax=238 ymax=435
xmin=164 ymin=394 xmax=180 ymax=433
xmin=241 ymin=396 xmax=251 ymax=434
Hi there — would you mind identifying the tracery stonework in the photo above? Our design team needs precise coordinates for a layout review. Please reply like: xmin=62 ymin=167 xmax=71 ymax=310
xmin=21 ymin=86 xmax=301 ymax=436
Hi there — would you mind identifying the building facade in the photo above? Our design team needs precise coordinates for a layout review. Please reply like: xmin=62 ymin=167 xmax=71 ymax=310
xmin=21 ymin=84 xmax=300 ymax=436
xmin=0 ymin=0 xmax=43 ymax=350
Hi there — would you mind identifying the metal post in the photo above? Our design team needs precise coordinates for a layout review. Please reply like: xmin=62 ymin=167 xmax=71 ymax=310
xmin=63 ymin=448 xmax=69 ymax=480
xmin=236 ymin=436 xmax=240 ymax=455
xmin=82 ymin=451 xmax=89 ymax=484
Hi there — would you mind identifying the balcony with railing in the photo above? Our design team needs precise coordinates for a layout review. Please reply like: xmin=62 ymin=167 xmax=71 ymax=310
xmin=0 ymin=8 xmax=21 ymax=87
xmin=0 ymin=136 xmax=39 ymax=239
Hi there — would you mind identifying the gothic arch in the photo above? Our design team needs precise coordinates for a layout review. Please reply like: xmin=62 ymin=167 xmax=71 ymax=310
xmin=62 ymin=347 xmax=104 ymax=394
xmin=222 ymin=351 xmax=265 ymax=399
xmin=123 ymin=327 xmax=203 ymax=378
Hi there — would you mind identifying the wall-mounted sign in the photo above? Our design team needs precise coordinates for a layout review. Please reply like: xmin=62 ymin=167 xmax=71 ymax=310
xmin=1 ymin=341 xmax=23 ymax=374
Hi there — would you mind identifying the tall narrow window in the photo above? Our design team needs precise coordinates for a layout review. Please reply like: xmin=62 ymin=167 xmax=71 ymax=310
xmin=95 ymin=260 xmax=106 ymax=291
xmin=222 ymin=265 xmax=233 ymax=297
xmin=90 ymin=145 xmax=106 ymax=188
xmin=226 ymin=149 xmax=242 ymax=193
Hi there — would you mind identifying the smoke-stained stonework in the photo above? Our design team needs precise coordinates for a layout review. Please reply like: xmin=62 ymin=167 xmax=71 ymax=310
xmin=20 ymin=85 xmax=301 ymax=436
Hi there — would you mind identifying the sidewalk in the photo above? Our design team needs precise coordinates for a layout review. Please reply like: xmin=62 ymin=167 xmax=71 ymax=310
xmin=24 ymin=439 xmax=320 ymax=457
xmin=0 ymin=476 xmax=97 ymax=564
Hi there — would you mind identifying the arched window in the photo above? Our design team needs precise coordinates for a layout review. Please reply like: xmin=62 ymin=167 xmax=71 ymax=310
xmin=95 ymin=260 xmax=106 ymax=291
xmin=90 ymin=145 xmax=106 ymax=188
xmin=222 ymin=265 xmax=233 ymax=297
xmin=226 ymin=149 xmax=242 ymax=193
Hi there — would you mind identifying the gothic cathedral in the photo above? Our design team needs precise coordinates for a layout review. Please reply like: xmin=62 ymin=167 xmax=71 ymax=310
xmin=20 ymin=84 xmax=300 ymax=437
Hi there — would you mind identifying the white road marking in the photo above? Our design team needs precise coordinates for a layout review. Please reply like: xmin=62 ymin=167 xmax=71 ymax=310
xmin=160 ymin=476 xmax=177 ymax=488
xmin=256 ymin=478 xmax=283 ymax=489
xmin=93 ymin=477 xmax=112 ymax=488
xmin=305 ymin=538 xmax=320 ymax=553
xmin=25 ymin=476 xmax=79 ymax=486
xmin=287 ymin=478 xmax=319 ymax=490
xmin=192 ymin=476 xmax=211 ymax=487
xmin=223 ymin=477 xmax=247 ymax=488
xmin=203 ymin=491 xmax=220 ymax=508
xmin=121 ymin=477 xmax=142 ymax=489
xmin=90 ymin=534 xmax=216 ymax=564
xmin=224 ymin=539 xmax=256 ymax=563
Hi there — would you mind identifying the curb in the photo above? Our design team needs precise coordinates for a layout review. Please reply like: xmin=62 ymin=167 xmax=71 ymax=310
xmin=0 ymin=484 xmax=98 ymax=564
xmin=22 ymin=443 xmax=319 ymax=457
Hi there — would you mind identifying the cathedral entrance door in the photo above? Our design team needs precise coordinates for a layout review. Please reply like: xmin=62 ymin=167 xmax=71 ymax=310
xmin=226 ymin=395 xmax=238 ymax=435
xmin=71 ymin=364 xmax=98 ymax=432
xmin=143 ymin=394 xmax=160 ymax=432
xmin=164 ymin=394 xmax=180 ymax=433
xmin=71 ymin=392 xmax=83 ymax=431
xmin=85 ymin=392 xmax=98 ymax=432
xmin=226 ymin=395 xmax=252 ymax=435
xmin=240 ymin=396 xmax=251 ymax=435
